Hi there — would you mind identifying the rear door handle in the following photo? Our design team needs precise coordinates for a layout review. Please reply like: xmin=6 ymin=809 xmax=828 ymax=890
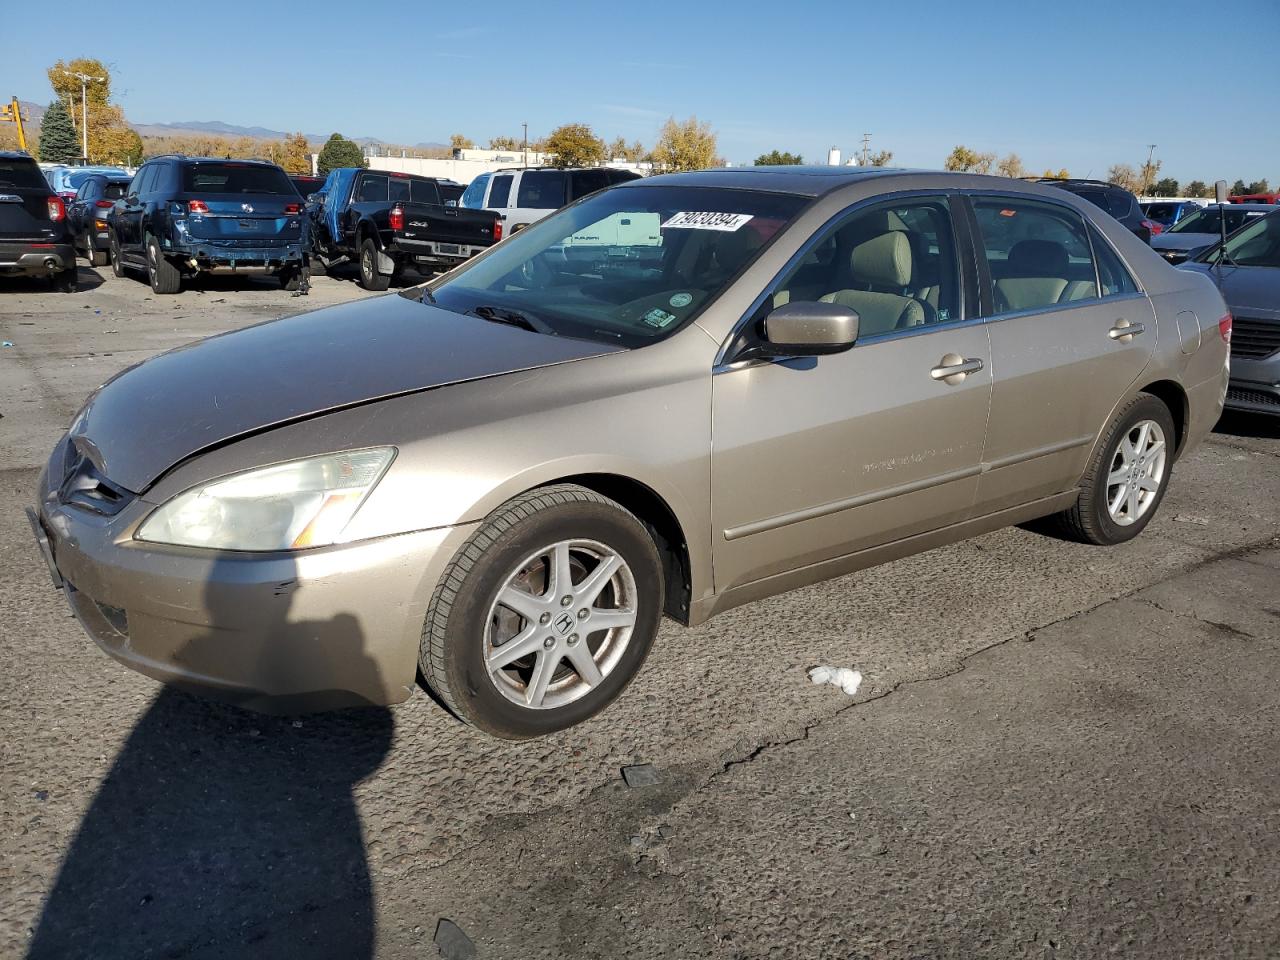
xmin=931 ymin=354 xmax=984 ymax=384
xmin=1109 ymin=320 xmax=1146 ymax=341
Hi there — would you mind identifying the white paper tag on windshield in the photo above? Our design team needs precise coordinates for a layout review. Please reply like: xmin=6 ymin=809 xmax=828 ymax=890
xmin=662 ymin=212 xmax=753 ymax=232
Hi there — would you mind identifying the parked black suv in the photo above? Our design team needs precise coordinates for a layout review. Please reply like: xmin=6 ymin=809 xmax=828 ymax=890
xmin=109 ymin=156 xmax=304 ymax=294
xmin=0 ymin=151 xmax=77 ymax=291
xmin=1030 ymin=178 xmax=1158 ymax=243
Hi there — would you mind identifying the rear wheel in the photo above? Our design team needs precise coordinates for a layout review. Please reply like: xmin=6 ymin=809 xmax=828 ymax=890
xmin=278 ymin=267 xmax=301 ymax=291
xmin=358 ymin=237 xmax=390 ymax=291
xmin=1043 ymin=393 xmax=1175 ymax=545
xmin=420 ymin=484 xmax=664 ymax=739
xmin=146 ymin=234 xmax=182 ymax=295
xmin=87 ymin=234 xmax=109 ymax=267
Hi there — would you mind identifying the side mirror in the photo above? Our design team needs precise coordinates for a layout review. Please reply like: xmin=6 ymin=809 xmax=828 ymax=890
xmin=761 ymin=301 xmax=860 ymax=356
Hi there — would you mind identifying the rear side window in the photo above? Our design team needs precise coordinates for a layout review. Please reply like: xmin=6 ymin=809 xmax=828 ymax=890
xmin=517 ymin=170 xmax=566 ymax=209
xmin=0 ymin=157 xmax=52 ymax=190
xmin=1076 ymin=189 xmax=1108 ymax=212
xmin=488 ymin=174 xmax=513 ymax=208
xmin=1106 ymin=190 xmax=1136 ymax=218
xmin=1088 ymin=225 xmax=1139 ymax=297
xmin=183 ymin=162 xmax=294 ymax=195
xmin=355 ymin=174 xmax=388 ymax=203
xmin=460 ymin=173 xmax=489 ymax=208
xmin=973 ymin=198 xmax=1099 ymax=313
xmin=568 ymin=169 xmax=612 ymax=200
xmin=410 ymin=179 xmax=440 ymax=205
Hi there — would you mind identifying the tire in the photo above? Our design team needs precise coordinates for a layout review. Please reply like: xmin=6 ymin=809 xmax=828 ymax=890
xmin=51 ymin=268 xmax=78 ymax=293
xmin=146 ymin=234 xmax=182 ymax=294
xmin=1043 ymin=393 xmax=1176 ymax=545
xmin=110 ymin=231 xmax=128 ymax=278
xmin=358 ymin=237 xmax=390 ymax=291
xmin=278 ymin=267 xmax=301 ymax=291
xmin=88 ymin=235 xmax=109 ymax=267
xmin=420 ymin=483 xmax=664 ymax=739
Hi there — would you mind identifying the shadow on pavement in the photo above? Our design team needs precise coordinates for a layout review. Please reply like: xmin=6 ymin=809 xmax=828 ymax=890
xmin=0 ymin=266 xmax=107 ymax=294
xmin=27 ymin=554 xmax=395 ymax=960
xmin=1215 ymin=409 xmax=1280 ymax=440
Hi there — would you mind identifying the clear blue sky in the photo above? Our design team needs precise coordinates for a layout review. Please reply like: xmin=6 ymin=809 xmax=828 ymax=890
xmin=5 ymin=0 xmax=1278 ymax=183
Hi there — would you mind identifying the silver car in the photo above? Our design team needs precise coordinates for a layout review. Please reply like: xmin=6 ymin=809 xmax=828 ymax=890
xmin=30 ymin=168 xmax=1230 ymax=738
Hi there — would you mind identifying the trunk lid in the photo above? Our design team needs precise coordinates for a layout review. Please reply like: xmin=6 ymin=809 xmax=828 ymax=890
xmin=68 ymin=295 xmax=624 ymax=492
xmin=400 ymin=204 xmax=499 ymax=247
xmin=178 ymin=160 xmax=302 ymax=242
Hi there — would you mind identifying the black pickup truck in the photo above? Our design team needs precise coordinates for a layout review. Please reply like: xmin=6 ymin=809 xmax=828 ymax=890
xmin=308 ymin=168 xmax=501 ymax=290
xmin=0 ymin=151 xmax=78 ymax=291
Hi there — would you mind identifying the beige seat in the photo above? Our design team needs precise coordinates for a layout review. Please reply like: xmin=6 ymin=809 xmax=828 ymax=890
xmin=818 ymin=232 xmax=926 ymax=335
xmin=994 ymin=240 xmax=1071 ymax=312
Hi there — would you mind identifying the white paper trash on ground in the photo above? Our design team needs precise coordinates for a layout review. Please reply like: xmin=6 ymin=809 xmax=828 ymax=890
xmin=808 ymin=665 xmax=863 ymax=696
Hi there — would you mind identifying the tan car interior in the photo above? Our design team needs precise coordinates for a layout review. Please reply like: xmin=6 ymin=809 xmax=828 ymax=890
xmin=993 ymin=239 xmax=1097 ymax=313
xmin=772 ymin=204 xmax=955 ymax=337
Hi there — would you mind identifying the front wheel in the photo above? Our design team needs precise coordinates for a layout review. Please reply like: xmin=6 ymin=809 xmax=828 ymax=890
xmin=1044 ymin=393 xmax=1176 ymax=545
xmin=358 ymin=237 xmax=390 ymax=291
xmin=110 ymin=231 xmax=127 ymax=278
xmin=420 ymin=484 xmax=664 ymax=739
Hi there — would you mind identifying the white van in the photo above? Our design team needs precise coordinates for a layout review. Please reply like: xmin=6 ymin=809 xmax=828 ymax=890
xmin=459 ymin=167 xmax=642 ymax=233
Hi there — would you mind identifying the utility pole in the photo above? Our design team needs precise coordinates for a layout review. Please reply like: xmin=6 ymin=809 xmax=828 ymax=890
xmin=522 ymin=122 xmax=528 ymax=167
xmin=861 ymin=133 xmax=871 ymax=167
xmin=1144 ymin=143 xmax=1158 ymax=194
xmin=58 ymin=70 xmax=105 ymax=162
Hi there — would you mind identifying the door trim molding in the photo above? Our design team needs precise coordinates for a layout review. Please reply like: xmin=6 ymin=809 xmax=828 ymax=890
xmin=722 ymin=463 xmax=982 ymax=541
xmin=722 ymin=432 xmax=1094 ymax=542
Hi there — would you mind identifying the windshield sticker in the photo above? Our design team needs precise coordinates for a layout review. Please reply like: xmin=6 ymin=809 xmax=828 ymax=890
xmin=669 ymin=292 xmax=693 ymax=308
xmin=662 ymin=211 xmax=754 ymax=232
xmin=643 ymin=308 xmax=678 ymax=328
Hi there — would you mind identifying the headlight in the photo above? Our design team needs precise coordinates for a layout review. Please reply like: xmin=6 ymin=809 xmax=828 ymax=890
xmin=137 ymin=448 xmax=395 ymax=551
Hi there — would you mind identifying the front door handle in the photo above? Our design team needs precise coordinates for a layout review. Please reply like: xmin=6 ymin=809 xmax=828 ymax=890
xmin=931 ymin=353 xmax=984 ymax=385
xmin=1108 ymin=320 xmax=1146 ymax=341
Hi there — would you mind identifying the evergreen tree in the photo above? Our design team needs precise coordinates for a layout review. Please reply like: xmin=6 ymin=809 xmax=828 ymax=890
xmin=316 ymin=134 xmax=366 ymax=175
xmin=38 ymin=99 xmax=79 ymax=163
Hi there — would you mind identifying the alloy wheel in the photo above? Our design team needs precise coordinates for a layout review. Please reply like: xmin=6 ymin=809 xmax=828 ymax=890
xmin=483 ymin=539 xmax=638 ymax=710
xmin=1106 ymin=419 xmax=1167 ymax=526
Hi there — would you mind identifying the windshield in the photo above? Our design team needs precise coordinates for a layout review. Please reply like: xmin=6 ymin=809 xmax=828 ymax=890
xmin=183 ymin=162 xmax=293 ymax=195
xmin=1171 ymin=207 xmax=1256 ymax=235
xmin=1199 ymin=212 xmax=1280 ymax=267
xmin=421 ymin=185 xmax=807 ymax=347
xmin=1142 ymin=202 xmax=1181 ymax=223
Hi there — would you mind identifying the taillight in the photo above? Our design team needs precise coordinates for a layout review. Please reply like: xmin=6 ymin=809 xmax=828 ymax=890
xmin=283 ymin=202 xmax=300 ymax=215
xmin=1219 ymin=314 xmax=1232 ymax=343
xmin=493 ymin=219 xmax=502 ymax=242
xmin=94 ymin=199 xmax=114 ymax=208
xmin=187 ymin=199 xmax=209 ymax=214
xmin=389 ymin=205 xmax=404 ymax=231
xmin=1142 ymin=218 xmax=1163 ymax=236
xmin=47 ymin=196 xmax=65 ymax=222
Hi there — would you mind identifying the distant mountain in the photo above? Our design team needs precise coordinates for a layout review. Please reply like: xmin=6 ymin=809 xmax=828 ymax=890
xmin=10 ymin=102 xmax=447 ymax=150
xmin=131 ymin=118 xmax=447 ymax=150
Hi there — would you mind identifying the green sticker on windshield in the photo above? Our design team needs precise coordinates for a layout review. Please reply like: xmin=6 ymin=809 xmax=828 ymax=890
xmin=643 ymin=308 xmax=677 ymax=328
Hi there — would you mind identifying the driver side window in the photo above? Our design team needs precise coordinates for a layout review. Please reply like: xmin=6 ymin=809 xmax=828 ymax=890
xmin=769 ymin=196 xmax=961 ymax=338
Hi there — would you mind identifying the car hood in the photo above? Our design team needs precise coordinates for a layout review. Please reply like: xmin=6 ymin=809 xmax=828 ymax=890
xmin=1177 ymin=262 xmax=1280 ymax=318
xmin=1151 ymin=232 xmax=1214 ymax=252
xmin=68 ymin=294 xmax=625 ymax=492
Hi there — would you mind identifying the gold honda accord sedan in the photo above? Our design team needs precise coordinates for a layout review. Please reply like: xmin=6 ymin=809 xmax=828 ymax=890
xmin=30 ymin=168 xmax=1231 ymax=738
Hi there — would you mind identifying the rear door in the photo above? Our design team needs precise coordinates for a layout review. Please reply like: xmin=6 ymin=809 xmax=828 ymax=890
xmin=964 ymin=194 xmax=1156 ymax=513
xmin=0 ymin=156 xmax=60 ymax=243
xmin=178 ymin=161 xmax=302 ymax=243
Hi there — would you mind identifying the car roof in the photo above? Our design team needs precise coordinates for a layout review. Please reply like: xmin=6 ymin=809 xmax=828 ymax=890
xmin=623 ymin=166 xmax=1113 ymax=200
xmin=147 ymin=155 xmax=282 ymax=166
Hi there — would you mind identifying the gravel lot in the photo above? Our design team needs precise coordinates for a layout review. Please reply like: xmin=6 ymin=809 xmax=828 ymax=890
xmin=2 ymin=263 xmax=1279 ymax=959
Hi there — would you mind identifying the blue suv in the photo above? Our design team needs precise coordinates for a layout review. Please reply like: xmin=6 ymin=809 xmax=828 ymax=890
xmin=109 ymin=156 xmax=304 ymax=294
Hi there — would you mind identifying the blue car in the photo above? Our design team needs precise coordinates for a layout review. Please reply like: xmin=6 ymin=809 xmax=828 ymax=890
xmin=45 ymin=165 xmax=130 ymax=205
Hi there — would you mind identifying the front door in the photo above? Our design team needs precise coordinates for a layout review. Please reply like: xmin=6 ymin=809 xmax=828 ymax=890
xmin=711 ymin=195 xmax=992 ymax=594
xmin=965 ymin=195 xmax=1157 ymax=512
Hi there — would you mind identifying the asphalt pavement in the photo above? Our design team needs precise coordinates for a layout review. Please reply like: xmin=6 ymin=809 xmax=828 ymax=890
xmin=1 ymin=263 xmax=1278 ymax=959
